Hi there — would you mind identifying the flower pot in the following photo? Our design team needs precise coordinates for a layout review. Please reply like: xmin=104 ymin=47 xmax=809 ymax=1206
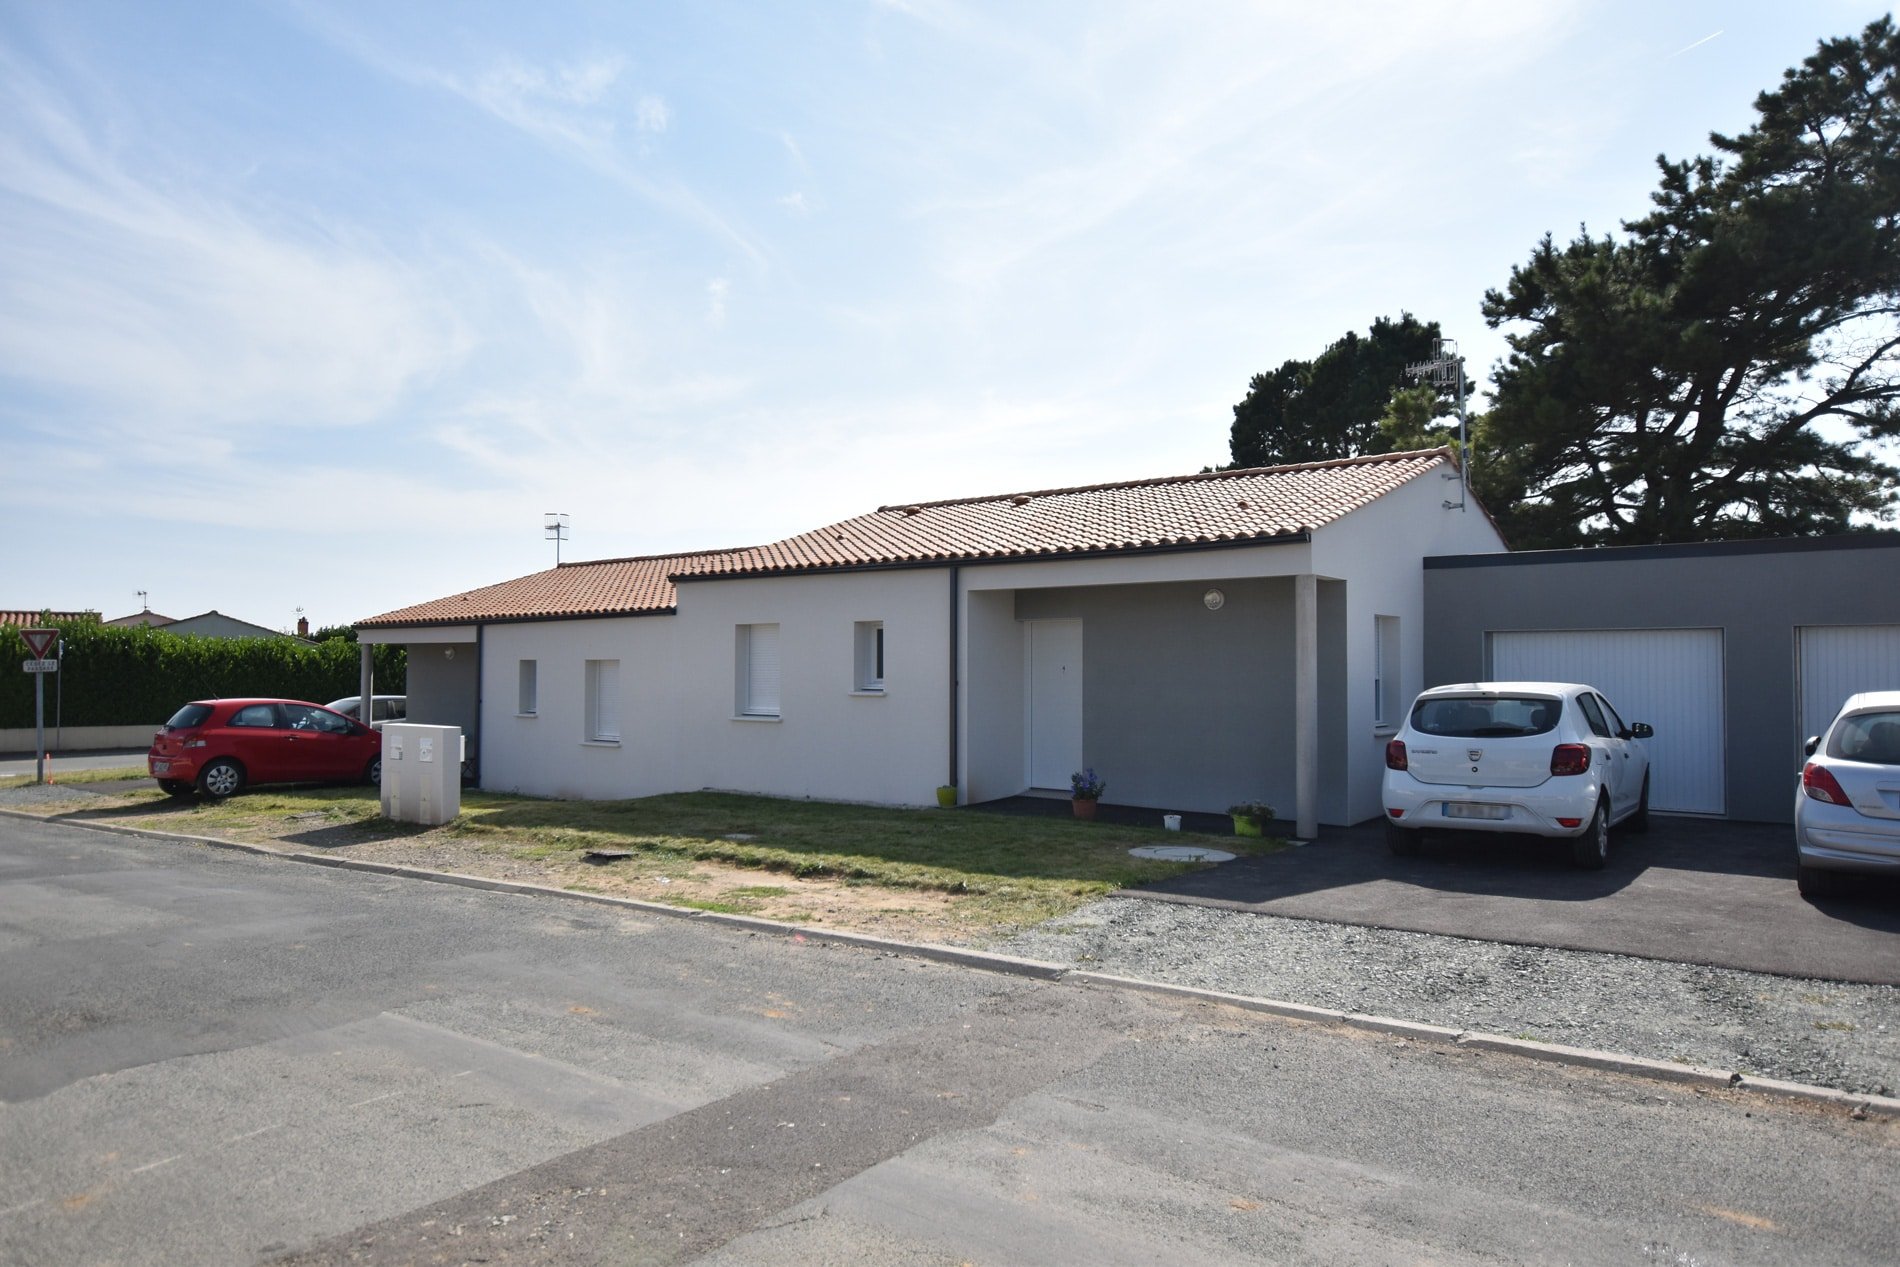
xmin=1231 ymin=814 xmax=1263 ymax=837
xmin=1072 ymin=797 xmax=1098 ymax=821
xmin=935 ymin=785 xmax=957 ymax=808
xmin=1163 ymin=813 xmax=1182 ymax=831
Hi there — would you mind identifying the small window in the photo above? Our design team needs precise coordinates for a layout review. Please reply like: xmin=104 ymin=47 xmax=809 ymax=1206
xmin=854 ymin=621 xmax=885 ymax=692
xmin=584 ymin=659 xmax=620 ymax=741
xmin=1374 ymin=615 xmax=1401 ymax=726
xmin=229 ymin=704 xmax=281 ymax=728
xmin=737 ymin=624 xmax=781 ymax=716
xmin=1595 ymin=693 xmax=1627 ymax=737
xmin=518 ymin=660 xmax=538 ymax=715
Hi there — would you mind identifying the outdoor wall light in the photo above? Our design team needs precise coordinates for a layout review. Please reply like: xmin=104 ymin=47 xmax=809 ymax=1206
xmin=444 ymin=647 xmax=456 ymax=660
xmin=1203 ymin=588 xmax=1225 ymax=611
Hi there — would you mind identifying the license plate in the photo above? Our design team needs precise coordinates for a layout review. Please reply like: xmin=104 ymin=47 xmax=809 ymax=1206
xmin=151 ymin=761 xmax=169 ymax=774
xmin=1444 ymin=802 xmax=1509 ymax=820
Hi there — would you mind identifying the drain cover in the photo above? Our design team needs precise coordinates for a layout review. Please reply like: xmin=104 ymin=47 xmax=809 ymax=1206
xmin=1128 ymin=845 xmax=1235 ymax=863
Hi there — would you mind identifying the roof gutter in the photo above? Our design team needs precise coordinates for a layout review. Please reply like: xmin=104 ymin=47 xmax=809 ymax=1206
xmin=670 ymin=530 xmax=1315 ymax=586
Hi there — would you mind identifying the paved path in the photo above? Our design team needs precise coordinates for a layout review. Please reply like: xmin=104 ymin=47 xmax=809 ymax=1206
xmin=0 ymin=748 xmax=149 ymax=778
xmin=4 ymin=816 xmax=1894 ymax=1265
xmin=1131 ymin=816 xmax=1900 ymax=984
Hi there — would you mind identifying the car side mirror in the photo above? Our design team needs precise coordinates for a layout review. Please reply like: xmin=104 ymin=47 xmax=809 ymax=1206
xmin=1804 ymin=735 xmax=1820 ymax=757
xmin=1628 ymin=723 xmax=1654 ymax=740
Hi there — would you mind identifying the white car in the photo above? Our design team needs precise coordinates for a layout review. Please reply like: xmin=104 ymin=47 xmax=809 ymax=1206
xmin=1794 ymin=690 xmax=1900 ymax=899
xmin=1382 ymin=682 xmax=1653 ymax=869
xmin=324 ymin=695 xmax=407 ymax=728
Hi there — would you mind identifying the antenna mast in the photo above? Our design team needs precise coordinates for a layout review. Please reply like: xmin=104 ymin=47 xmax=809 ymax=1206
xmin=1404 ymin=338 xmax=1467 ymax=511
xmin=544 ymin=513 xmax=570 ymax=565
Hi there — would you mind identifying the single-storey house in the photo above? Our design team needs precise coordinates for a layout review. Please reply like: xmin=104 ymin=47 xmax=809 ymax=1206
xmin=357 ymin=448 xmax=1505 ymax=836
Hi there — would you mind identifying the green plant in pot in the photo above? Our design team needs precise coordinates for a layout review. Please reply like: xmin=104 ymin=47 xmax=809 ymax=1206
xmin=1228 ymin=800 xmax=1274 ymax=837
xmin=1070 ymin=768 xmax=1105 ymax=820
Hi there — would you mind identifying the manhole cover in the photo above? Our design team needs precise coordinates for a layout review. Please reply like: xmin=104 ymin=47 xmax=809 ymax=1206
xmin=1128 ymin=845 xmax=1236 ymax=863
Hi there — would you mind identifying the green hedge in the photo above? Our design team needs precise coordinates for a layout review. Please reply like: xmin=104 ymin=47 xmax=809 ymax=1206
xmin=0 ymin=618 xmax=407 ymax=729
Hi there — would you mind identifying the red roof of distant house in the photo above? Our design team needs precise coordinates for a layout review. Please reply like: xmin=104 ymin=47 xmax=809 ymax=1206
xmin=355 ymin=449 xmax=1455 ymax=628
xmin=0 ymin=609 xmax=95 ymax=628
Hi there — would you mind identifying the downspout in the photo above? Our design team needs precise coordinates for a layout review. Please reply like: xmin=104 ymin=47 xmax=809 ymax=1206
xmin=472 ymin=623 xmax=485 ymax=786
xmin=948 ymin=564 xmax=960 ymax=794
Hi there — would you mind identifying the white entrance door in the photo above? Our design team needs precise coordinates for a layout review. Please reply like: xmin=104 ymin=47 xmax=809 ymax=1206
xmin=1489 ymin=628 xmax=1725 ymax=815
xmin=1026 ymin=619 xmax=1083 ymax=790
xmin=1798 ymin=624 xmax=1900 ymax=742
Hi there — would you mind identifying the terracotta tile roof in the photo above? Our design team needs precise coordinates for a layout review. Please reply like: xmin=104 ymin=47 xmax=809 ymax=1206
xmin=356 ymin=549 xmax=748 ymax=629
xmin=356 ymin=449 xmax=1455 ymax=627
xmin=685 ymin=448 xmax=1456 ymax=579
xmin=0 ymin=609 xmax=95 ymax=628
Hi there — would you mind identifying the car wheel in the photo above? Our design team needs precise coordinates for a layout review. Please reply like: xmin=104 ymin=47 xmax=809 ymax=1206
xmin=1628 ymin=774 xmax=1650 ymax=834
xmin=1796 ymin=862 xmax=1843 ymax=900
xmin=158 ymin=779 xmax=194 ymax=797
xmin=1386 ymin=820 xmax=1421 ymax=856
xmin=364 ymin=756 xmax=382 ymax=785
xmin=1571 ymin=797 xmax=1610 ymax=870
xmin=197 ymin=758 xmax=245 ymax=800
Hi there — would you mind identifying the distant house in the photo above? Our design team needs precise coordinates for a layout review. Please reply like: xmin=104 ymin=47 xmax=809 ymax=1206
xmin=103 ymin=608 xmax=311 ymax=642
xmin=0 ymin=609 xmax=95 ymax=628
xmin=103 ymin=607 xmax=178 ymax=628
xmin=357 ymin=449 xmax=1504 ymax=837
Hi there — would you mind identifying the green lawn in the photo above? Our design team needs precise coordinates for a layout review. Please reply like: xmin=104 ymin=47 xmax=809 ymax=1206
xmin=30 ymin=784 xmax=1284 ymax=933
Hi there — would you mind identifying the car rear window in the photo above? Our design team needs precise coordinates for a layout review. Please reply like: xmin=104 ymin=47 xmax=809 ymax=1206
xmin=164 ymin=703 xmax=214 ymax=729
xmin=1411 ymin=696 xmax=1561 ymax=738
xmin=1829 ymin=711 xmax=1900 ymax=765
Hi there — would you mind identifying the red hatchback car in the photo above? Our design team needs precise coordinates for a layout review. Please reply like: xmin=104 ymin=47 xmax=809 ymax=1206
xmin=148 ymin=698 xmax=383 ymax=799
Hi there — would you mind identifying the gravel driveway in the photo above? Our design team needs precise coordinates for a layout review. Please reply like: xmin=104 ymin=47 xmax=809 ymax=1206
xmin=991 ymin=896 xmax=1900 ymax=1097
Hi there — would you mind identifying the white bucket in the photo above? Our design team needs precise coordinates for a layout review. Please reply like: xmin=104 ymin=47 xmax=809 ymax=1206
xmin=1162 ymin=814 xmax=1182 ymax=831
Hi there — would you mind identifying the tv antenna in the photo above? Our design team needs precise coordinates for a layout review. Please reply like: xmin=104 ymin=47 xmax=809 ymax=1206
xmin=136 ymin=589 xmax=149 ymax=612
xmin=1405 ymin=338 xmax=1468 ymax=511
xmin=544 ymin=512 xmax=570 ymax=565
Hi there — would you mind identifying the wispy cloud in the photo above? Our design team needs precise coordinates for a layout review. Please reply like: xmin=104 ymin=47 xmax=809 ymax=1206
xmin=0 ymin=46 xmax=466 ymax=438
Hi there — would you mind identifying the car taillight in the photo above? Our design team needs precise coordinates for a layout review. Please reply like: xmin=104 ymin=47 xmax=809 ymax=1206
xmin=1385 ymin=739 xmax=1408 ymax=771
xmin=1802 ymin=763 xmax=1852 ymax=806
xmin=1550 ymin=744 xmax=1591 ymax=776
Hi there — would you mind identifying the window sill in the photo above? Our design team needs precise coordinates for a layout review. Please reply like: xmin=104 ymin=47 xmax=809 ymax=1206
xmin=516 ymin=711 xmax=537 ymax=719
xmin=849 ymin=689 xmax=886 ymax=698
xmin=580 ymin=738 xmax=620 ymax=747
xmin=732 ymin=713 xmax=782 ymax=723
xmin=1373 ymin=726 xmax=1398 ymax=739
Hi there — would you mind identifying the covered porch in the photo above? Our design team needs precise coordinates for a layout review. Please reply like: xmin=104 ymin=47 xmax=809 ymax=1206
xmin=956 ymin=548 xmax=1350 ymax=838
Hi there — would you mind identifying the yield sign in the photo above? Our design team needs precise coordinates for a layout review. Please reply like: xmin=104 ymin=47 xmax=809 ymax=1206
xmin=22 ymin=628 xmax=57 ymax=659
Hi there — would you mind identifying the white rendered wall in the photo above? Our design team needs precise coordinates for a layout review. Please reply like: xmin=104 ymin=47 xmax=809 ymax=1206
xmin=478 ymin=616 xmax=684 ymax=800
xmin=669 ymin=568 xmax=954 ymax=806
xmin=1310 ymin=466 xmax=1507 ymax=823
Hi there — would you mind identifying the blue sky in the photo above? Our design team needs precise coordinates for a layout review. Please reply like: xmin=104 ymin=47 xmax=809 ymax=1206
xmin=0 ymin=0 xmax=1888 ymax=630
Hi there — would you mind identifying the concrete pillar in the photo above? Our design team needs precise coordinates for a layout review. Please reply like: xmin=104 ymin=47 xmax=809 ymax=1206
xmin=359 ymin=641 xmax=374 ymax=725
xmin=1295 ymin=573 xmax=1318 ymax=840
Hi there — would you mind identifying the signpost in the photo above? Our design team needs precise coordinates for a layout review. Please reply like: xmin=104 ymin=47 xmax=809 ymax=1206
xmin=21 ymin=629 xmax=58 ymax=783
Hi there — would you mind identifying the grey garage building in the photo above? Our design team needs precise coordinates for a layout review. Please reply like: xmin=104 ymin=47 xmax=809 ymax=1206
xmin=1423 ymin=534 xmax=1900 ymax=824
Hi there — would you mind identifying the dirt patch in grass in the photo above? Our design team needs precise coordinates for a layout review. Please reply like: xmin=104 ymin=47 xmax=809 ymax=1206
xmin=12 ymin=784 xmax=1281 ymax=945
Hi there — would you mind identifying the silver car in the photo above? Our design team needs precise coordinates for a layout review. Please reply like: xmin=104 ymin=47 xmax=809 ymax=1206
xmin=1795 ymin=690 xmax=1900 ymax=899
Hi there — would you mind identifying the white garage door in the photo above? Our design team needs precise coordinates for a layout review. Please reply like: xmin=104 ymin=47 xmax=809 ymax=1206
xmin=1489 ymin=629 xmax=1725 ymax=815
xmin=1798 ymin=624 xmax=1900 ymax=743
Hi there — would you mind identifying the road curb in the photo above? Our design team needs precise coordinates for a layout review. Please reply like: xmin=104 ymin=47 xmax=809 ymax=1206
xmin=7 ymin=805 xmax=1897 ymax=1121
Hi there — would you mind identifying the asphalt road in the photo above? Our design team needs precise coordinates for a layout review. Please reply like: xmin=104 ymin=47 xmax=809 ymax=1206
xmin=2 ymin=817 xmax=1895 ymax=1266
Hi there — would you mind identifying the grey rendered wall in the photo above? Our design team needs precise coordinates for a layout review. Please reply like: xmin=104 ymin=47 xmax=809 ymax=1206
xmin=1014 ymin=579 xmax=1300 ymax=816
xmin=1423 ymin=536 xmax=1900 ymax=823
xmin=406 ymin=642 xmax=479 ymax=741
